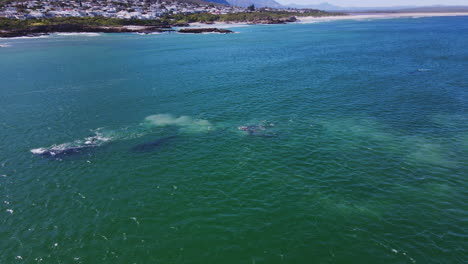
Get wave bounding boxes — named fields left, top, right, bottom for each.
left=135, top=32, right=162, bottom=35
left=0, top=44, right=12, bottom=48
left=55, top=32, right=101, bottom=37
left=188, top=22, right=249, bottom=29
left=0, top=35, right=49, bottom=39
left=176, top=32, right=235, bottom=35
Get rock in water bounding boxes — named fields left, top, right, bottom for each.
left=178, top=28, right=234, bottom=34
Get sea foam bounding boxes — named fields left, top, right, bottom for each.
left=136, top=32, right=162, bottom=35
left=144, top=114, right=212, bottom=132
left=56, top=32, right=101, bottom=37
left=0, top=35, right=49, bottom=39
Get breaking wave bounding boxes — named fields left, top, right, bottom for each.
left=136, top=32, right=162, bottom=35
left=0, top=35, right=49, bottom=39
left=56, top=32, right=101, bottom=37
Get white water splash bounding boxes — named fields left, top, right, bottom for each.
left=136, top=32, right=162, bottom=35
left=56, top=32, right=101, bottom=37
left=0, top=35, right=49, bottom=39
left=130, top=217, right=140, bottom=226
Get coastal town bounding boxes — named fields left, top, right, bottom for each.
left=0, top=0, right=340, bottom=37
left=0, top=0, right=292, bottom=20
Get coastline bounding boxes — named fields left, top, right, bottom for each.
left=2, top=12, right=468, bottom=39
left=189, top=12, right=468, bottom=27
left=296, top=12, right=468, bottom=23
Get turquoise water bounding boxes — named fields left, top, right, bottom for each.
left=0, top=16, right=467, bottom=263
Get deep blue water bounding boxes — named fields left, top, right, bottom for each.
left=0, top=16, right=467, bottom=263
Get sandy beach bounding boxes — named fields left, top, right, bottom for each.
left=186, top=12, right=468, bottom=29
left=297, top=12, right=468, bottom=24
left=187, top=22, right=250, bottom=29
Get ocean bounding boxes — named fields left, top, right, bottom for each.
left=0, top=16, right=467, bottom=263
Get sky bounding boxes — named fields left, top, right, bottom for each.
left=277, top=0, right=468, bottom=7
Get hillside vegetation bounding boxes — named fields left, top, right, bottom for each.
left=0, top=17, right=168, bottom=30
left=166, top=9, right=339, bottom=23
left=0, top=10, right=345, bottom=32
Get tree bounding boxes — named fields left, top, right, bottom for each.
left=247, top=4, right=255, bottom=12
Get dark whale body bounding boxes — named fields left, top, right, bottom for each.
left=32, top=133, right=105, bottom=158
left=131, top=136, right=177, bottom=152
left=34, top=144, right=97, bottom=158
left=238, top=124, right=277, bottom=137
left=238, top=125, right=264, bottom=135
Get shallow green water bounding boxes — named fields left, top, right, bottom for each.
left=0, top=16, right=467, bottom=263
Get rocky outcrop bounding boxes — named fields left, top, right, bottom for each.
left=0, top=24, right=173, bottom=38
left=178, top=28, right=234, bottom=34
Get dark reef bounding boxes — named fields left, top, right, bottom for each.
left=178, top=28, right=234, bottom=34
left=0, top=24, right=173, bottom=38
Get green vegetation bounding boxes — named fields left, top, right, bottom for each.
left=0, top=17, right=167, bottom=30
left=166, top=13, right=220, bottom=23
left=164, top=10, right=344, bottom=23
left=0, top=10, right=345, bottom=31
left=221, top=10, right=339, bottom=22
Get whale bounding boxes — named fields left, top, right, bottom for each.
left=131, top=136, right=177, bottom=152
left=30, top=133, right=108, bottom=158
left=410, top=68, right=431, bottom=74
left=238, top=125, right=265, bottom=135
left=31, top=144, right=96, bottom=158
left=238, top=124, right=276, bottom=137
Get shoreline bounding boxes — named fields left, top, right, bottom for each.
left=1, top=12, right=468, bottom=39
left=296, top=12, right=468, bottom=23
